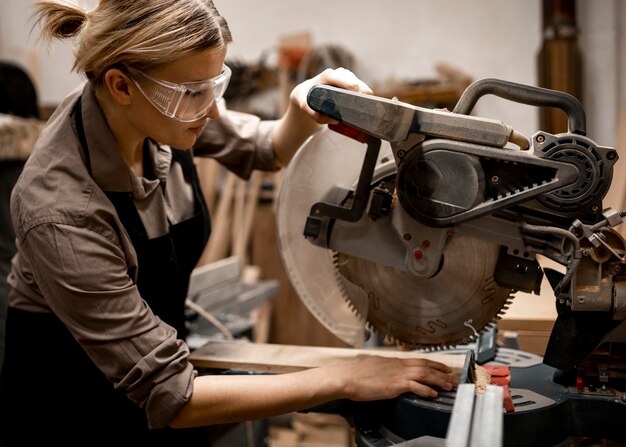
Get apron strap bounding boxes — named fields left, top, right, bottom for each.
left=70, top=96, right=93, bottom=177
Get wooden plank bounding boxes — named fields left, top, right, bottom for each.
left=189, top=340, right=468, bottom=374
left=201, top=171, right=237, bottom=264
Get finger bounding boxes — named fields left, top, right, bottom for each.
left=408, top=382, right=439, bottom=399
left=424, top=369, right=459, bottom=391
left=318, top=67, right=373, bottom=94
left=310, top=111, right=339, bottom=125
left=401, top=374, right=457, bottom=400
left=410, top=369, right=453, bottom=389
left=402, top=365, right=459, bottom=391
left=401, top=358, right=454, bottom=373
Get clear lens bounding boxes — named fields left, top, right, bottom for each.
left=130, top=65, right=231, bottom=122
left=175, top=85, right=217, bottom=121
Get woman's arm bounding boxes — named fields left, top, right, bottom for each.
left=271, top=67, right=373, bottom=167
left=169, top=355, right=457, bottom=428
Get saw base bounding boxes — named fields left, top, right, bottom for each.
left=306, top=348, right=626, bottom=447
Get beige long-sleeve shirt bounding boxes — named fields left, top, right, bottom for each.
left=7, top=81, right=277, bottom=428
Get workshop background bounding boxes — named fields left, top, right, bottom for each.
left=1, top=0, right=625, bottom=145
left=2, top=0, right=626, bottom=446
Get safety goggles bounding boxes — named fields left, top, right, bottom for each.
left=128, top=65, right=231, bottom=122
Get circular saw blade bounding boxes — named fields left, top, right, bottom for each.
left=277, top=126, right=512, bottom=348
left=276, top=127, right=394, bottom=347
left=335, top=235, right=513, bottom=348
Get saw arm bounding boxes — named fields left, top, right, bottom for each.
left=307, top=84, right=515, bottom=147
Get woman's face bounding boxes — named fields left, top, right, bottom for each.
left=130, top=46, right=227, bottom=149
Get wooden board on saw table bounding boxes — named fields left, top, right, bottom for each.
left=189, top=340, right=469, bottom=375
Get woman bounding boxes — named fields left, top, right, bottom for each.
left=0, top=0, right=457, bottom=444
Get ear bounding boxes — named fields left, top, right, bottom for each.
left=102, top=68, right=133, bottom=106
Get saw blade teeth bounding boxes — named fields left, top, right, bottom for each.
left=347, top=301, right=359, bottom=313
left=333, top=240, right=513, bottom=349
left=332, top=250, right=368, bottom=325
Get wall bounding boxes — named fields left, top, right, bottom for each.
left=220, top=0, right=543, bottom=136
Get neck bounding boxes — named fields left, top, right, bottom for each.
left=95, top=88, right=144, bottom=177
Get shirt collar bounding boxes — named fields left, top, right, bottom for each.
left=79, top=82, right=173, bottom=196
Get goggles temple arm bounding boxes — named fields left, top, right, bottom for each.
left=167, top=86, right=186, bottom=117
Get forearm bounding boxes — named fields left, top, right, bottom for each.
left=170, top=355, right=458, bottom=428
left=270, top=102, right=321, bottom=168
left=169, top=368, right=342, bottom=428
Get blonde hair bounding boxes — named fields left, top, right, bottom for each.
left=32, top=0, right=233, bottom=82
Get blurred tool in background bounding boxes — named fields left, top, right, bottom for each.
left=537, top=0, right=582, bottom=134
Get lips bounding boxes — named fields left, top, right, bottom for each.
left=188, top=122, right=207, bottom=134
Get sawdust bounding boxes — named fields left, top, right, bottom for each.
left=474, top=364, right=492, bottom=394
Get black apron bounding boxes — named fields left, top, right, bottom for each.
left=0, top=97, right=211, bottom=444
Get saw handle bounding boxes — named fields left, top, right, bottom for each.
left=453, top=78, right=586, bottom=135
left=328, top=122, right=369, bottom=143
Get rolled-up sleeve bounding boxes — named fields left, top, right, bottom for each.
left=193, top=102, right=279, bottom=179
left=20, top=221, right=194, bottom=428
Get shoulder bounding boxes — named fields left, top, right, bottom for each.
left=11, top=86, right=119, bottom=245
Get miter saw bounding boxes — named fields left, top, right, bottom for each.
left=275, top=78, right=626, bottom=446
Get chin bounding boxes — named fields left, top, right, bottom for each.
left=161, top=134, right=195, bottom=150
left=156, top=123, right=204, bottom=149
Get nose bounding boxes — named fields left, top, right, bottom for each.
left=206, top=103, right=220, bottom=119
